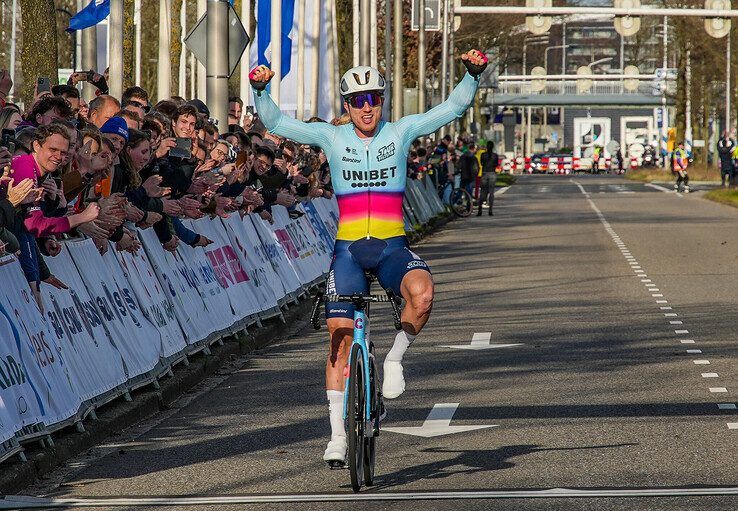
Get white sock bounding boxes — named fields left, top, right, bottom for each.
left=386, top=330, right=417, bottom=362
left=327, top=390, right=345, bottom=441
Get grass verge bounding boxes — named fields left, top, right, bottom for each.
left=703, top=188, right=738, bottom=208
left=625, top=165, right=721, bottom=183
left=497, top=173, right=516, bottom=187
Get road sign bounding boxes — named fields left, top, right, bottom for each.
left=705, top=0, right=732, bottom=38
left=184, top=4, right=250, bottom=78
left=655, top=68, right=678, bottom=80
left=530, top=66, right=546, bottom=92
left=526, top=0, right=552, bottom=35
left=614, top=0, right=641, bottom=36
left=411, top=0, right=441, bottom=31
left=383, top=403, right=497, bottom=438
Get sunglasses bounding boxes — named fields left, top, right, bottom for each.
left=347, top=92, right=382, bottom=109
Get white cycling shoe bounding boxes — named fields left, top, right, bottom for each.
left=323, top=436, right=347, bottom=468
left=382, top=360, right=405, bottom=399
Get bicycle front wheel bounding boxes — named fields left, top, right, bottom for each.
left=363, top=353, right=378, bottom=486
left=347, top=344, right=365, bottom=492
left=450, top=188, right=473, bottom=217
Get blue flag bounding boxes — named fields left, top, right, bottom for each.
left=67, top=0, right=110, bottom=33
left=256, top=0, right=296, bottom=79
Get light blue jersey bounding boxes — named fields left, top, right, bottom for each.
left=254, top=72, right=480, bottom=240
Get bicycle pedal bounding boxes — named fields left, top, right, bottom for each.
left=327, top=460, right=347, bottom=470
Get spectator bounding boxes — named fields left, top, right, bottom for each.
left=228, top=96, right=243, bottom=126
left=122, top=86, right=150, bottom=114
left=26, top=96, right=74, bottom=127
left=717, top=131, right=735, bottom=188
left=88, top=95, right=121, bottom=129
left=52, top=84, right=81, bottom=116
left=0, top=105, right=23, bottom=131
left=458, top=142, right=479, bottom=196
left=116, top=109, right=142, bottom=130
left=478, top=141, right=498, bottom=216
left=100, top=116, right=129, bottom=156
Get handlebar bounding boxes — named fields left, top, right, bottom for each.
left=310, top=289, right=403, bottom=331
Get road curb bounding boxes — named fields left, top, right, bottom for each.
left=1, top=214, right=455, bottom=495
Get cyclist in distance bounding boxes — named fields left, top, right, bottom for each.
left=249, top=49, right=487, bottom=467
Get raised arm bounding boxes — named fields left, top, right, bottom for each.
left=250, top=65, right=336, bottom=150
left=394, top=49, right=487, bottom=152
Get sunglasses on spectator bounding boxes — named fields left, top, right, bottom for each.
left=128, top=100, right=150, bottom=112
left=347, top=92, right=383, bottom=109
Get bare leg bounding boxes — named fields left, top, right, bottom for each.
left=325, top=318, right=354, bottom=391
left=399, top=269, right=435, bottom=335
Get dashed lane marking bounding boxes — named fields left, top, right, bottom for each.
left=573, top=180, right=735, bottom=431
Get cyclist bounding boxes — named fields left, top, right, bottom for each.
left=249, top=49, right=487, bottom=467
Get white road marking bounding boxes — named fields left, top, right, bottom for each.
left=652, top=294, right=664, bottom=298
left=5, top=487, right=738, bottom=506
left=675, top=329, right=689, bottom=334
left=660, top=307, right=672, bottom=310
left=384, top=403, right=497, bottom=438
left=710, top=388, right=728, bottom=393
left=664, top=313, right=677, bottom=317
left=440, top=332, right=522, bottom=351
left=694, top=360, right=710, bottom=365
left=641, top=279, right=652, bottom=283
left=719, top=404, right=737, bottom=410
left=670, top=321, right=683, bottom=325
left=729, top=423, right=738, bottom=429
left=686, top=349, right=702, bottom=354
left=702, top=373, right=719, bottom=378
left=679, top=339, right=695, bottom=344
left=645, top=182, right=684, bottom=197
left=656, top=300, right=668, bottom=304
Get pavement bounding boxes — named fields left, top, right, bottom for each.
left=7, top=174, right=737, bottom=510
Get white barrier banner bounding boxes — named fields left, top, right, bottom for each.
left=193, top=217, right=261, bottom=320
left=303, top=201, right=335, bottom=258
left=295, top=203, right=332, bottom=274
left=242, top=215, right=290, bottom=301
left=0, top=258, right=80, bottom=427
left=114, top=246, right=186, bottom=359
left=138, top=228, right=218, bottom=343
left=270, top=206, right=322, bottom=285
left=67, top=239, right=161, bottom=379
left=41, top=246, right=127, bottom=402
left=250, top=213, right=302, bottom=296
left=0, top=260, right=48, bottom=441
left=221, top=215, right=280, bottom=312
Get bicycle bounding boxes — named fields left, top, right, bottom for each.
left=437, top=172, right=473, bottom=218
left=310, top=274, right=403, bottom=492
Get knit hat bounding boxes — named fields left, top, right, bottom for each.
left=100, top=116, right=129, bottom=142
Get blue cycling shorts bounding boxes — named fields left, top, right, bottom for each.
left=325, top=236, right=431, bottom=319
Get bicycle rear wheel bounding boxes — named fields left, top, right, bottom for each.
left=450, top=188, right=473, bottom=217
left=347, top=344, right=365, bottom=492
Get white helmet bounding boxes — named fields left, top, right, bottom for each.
left=339, top=66, right=386, bottom=96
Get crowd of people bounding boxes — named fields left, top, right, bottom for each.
left=0, top=68, right=335, bottom=311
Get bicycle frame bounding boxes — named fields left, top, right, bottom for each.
left=343, top=303, right=372, bottom=423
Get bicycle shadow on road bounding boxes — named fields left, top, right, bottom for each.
left=366, top=443, right=636, bottom=490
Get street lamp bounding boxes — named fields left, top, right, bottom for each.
left=589, top=56, right=614, bottom=68
left=544, top=44, right=573, bottom=74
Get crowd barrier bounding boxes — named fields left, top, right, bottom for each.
left=0, top=176, right=448, bottom=466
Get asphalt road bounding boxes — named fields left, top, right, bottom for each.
left=19, top=174, right=738, bottom=510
